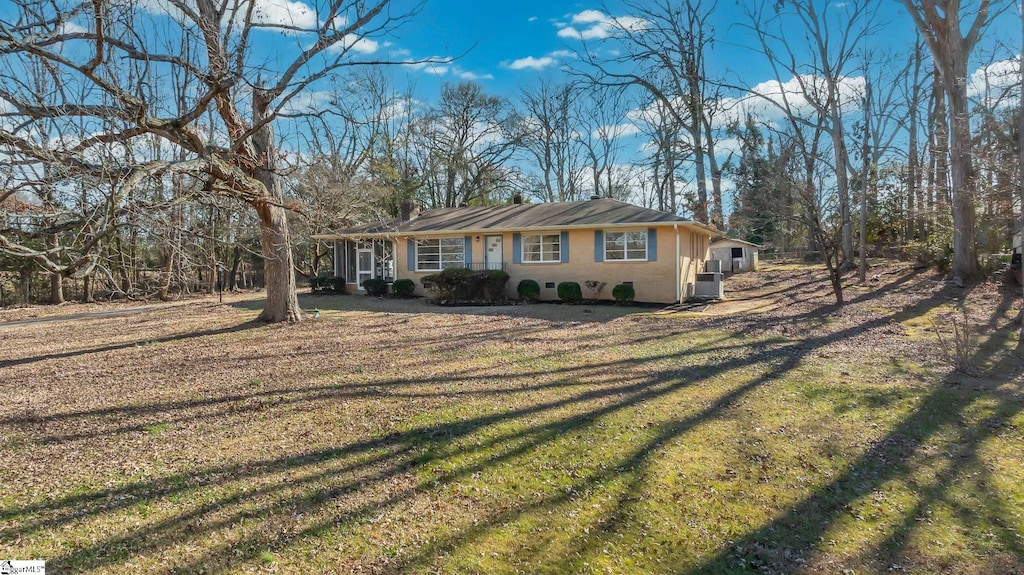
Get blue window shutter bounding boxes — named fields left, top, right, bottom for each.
left=407, top=239, right=416, bottom=271
left=512, top=233, right=522, bottom=264
left=594, top=230, right=604, bottom=262
left=464, top=236, right=472, bottom=266
left=647, top=228, right=658, bottom=262
left=560, top=231, right=569, bottom=263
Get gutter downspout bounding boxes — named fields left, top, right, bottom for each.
left=674, top=224, right=681, bottom=303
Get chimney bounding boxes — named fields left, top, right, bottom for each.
left=512, top=193, right=523, bottom=205
left=399, top=199, right=419, bottom=221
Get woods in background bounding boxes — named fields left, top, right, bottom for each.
left=1, top=0, right=1021, bottom=315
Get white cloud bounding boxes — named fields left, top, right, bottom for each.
left=968, top=55, right=1021, bottom=104
left=138, top=0, right=317, bottom=32
left=327, top=33, right=379, bottom=54
left=280, top=90, right=333, bottom=114
left=504, top=50, right=577, bottom=71
left=57, top=21, right=88, bottom=35
left=455, top=69, right=494, bottom=81
left=402, top=56, right=455, bottom=73
left=528, top=16, right=538, bottom=22
left=379, top=98, right=420, bottom=121
left=557, top=10, right=647, bottom=40
left=400, top=57, right=489, bottom=80
left=594, top=123, right=641, bottom=140
left=249, top=0, right=317, bottom=28
left=711, top=74, right=866, bottom=128
left=506, top=56, right=557, bottom=71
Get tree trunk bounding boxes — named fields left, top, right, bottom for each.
left=859, top=81, right=871, bottom=282
left=228, top=244, right=242, bottom=291
left=907, top=43, right=923, bottom=244
left=49, top=271, right=64, bottom=305
left=252, top=92, right=302, bottom=323
left=832, top=121, right=854, bottom=268
left=20, top=268, right=31, bottom=305
left=47, top=231, right=64, bottom=304
left=254, top=201, right=301, bottom=322
left=704, top=115, right=726, bottom=230
left=945, top=56, right=978, bottom=285
left=1018, top=5, right=1023, bottom=332
left=81, top=273, right=93, bottom=303
left=690, top=122, right=709, bottom=224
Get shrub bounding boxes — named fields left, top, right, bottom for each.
left=478, top=270, right=510, bottom=302
left=325, top=276, right=346, bottom=293
left=584, top=280, right=607, bottom=299
left=421, top=267, right=475, bottom=302
left=557, top=281, right=582, bottom=303
left=361, top=278, right=388, bottom=296
left=612, top=283, right=635, bottom=304
left=310, top=275, right=345, bottom=294
left=421, top=268, right=511, bottom=303
left=391, top=278, right=416, bottom=297
left=931, top=304, right=977, bottom=375
left=517, top=279, right=540, bottom=302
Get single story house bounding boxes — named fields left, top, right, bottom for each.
left=314, top=197, right=720, bottom=304
left=710, top=238, right=761, bottom=273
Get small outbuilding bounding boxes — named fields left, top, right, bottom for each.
left=710, top=238, right=760, bottom=273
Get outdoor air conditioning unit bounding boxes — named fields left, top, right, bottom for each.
left=705, top=259, right=722, bottom=273
left=694, top=271, right=723, bottom=299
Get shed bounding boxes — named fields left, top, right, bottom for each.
left=710, top=238, right=760, bottom=273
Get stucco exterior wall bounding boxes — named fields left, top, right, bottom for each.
left=394, top=225, right=710, bottom=304
left=710, top=240, right=759, bottom=273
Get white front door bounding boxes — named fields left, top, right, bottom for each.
left=356, top=248, right=374, bottom=289
left=484, top=235, right=503, bottom=270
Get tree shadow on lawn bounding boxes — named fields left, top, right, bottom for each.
left=0, top=321, right=261, bottom=369
left=5, top=284, right=1022, bottom=573
left=231, top=292, right=649, bottom=323
left=683, top=336, right=1024, bottom=575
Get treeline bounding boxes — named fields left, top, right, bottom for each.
left=0, top=0, right=1020, bottom=314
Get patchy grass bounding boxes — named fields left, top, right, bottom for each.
left=1, top=263, right=1022, bottom=574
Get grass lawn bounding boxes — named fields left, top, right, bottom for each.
left=1, top=263, right=1023, bottom=574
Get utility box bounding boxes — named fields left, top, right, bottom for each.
left=694, top=272, right=723, bottom=299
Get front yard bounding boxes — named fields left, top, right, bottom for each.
left=1, top=264, right=1023, bottom=574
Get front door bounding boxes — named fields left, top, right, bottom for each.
left=356, top=248, right=374, bottom=290
left=484, top=235, right=503, bottom=270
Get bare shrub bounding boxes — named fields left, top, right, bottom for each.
left=931, top=305, right=977, bottom=375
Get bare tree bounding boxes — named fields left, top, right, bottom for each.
left=413, top=82, right=519, bottom=208
left=743, top=0, right=881, bottom=268
left=577, top=86, right=632, bottom=200
left=901, top=0, right=1011, bottom=285
left=515, top=80, right=585, bottom=202
left=577, top=0, right=724, bottom=225
left=0, top=0, right=424, bottom=321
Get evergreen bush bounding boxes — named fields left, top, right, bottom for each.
left=612, top=283, right=635, bottom=304
left=517, top=279, right=540, bottom=302
left=361, top=278, right=388, bottom=296
left=391, top=278, right=416, bottom=297
left=557, top=281, right=582, bottom=303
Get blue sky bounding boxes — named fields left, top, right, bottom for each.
left=3, top=0, right=1022, bottom=210
left=379, top=0, right=1017, bottom=103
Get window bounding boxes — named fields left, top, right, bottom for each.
left=605, top=231, right=647, bottom=261
left=416, top=238, right=465, bottom=271
left=731, top=247, right=744, bottom=258
left=523, top=234, right=561, bottom=263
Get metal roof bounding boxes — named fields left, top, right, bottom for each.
left=711, top=237, right=762, bottom=249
